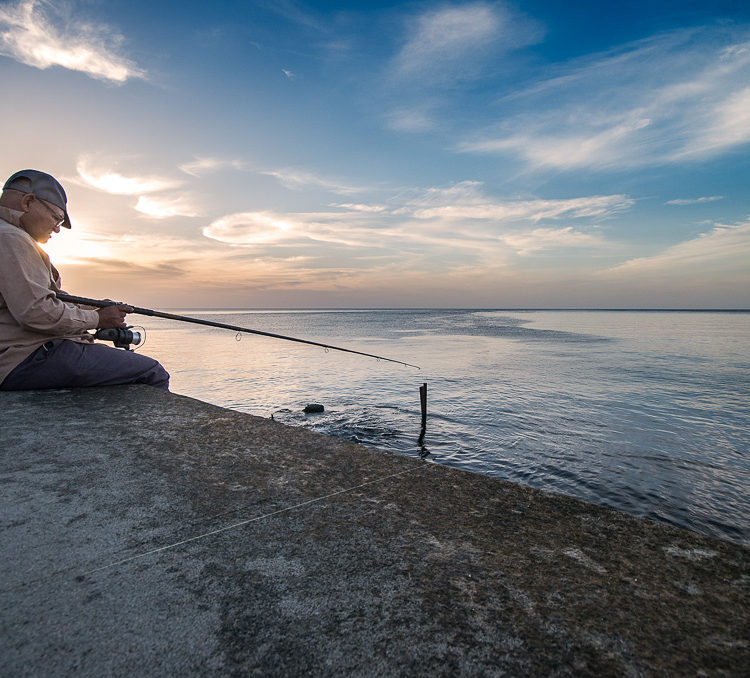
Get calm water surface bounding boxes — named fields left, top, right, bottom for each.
left=137, top=310, right=750, bottom=546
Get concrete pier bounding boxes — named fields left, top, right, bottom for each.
left=1, top=386, right=747, bottom=676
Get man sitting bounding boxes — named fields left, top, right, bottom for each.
left=0, top=169, right=169, bottom=390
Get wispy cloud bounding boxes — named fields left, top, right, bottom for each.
left=135, top=195, right=201, bottom=219
left=260, top=168, right=365, bottom=195
left=0, top=0, right=144, bottom=83
left=393, top=3, right=500, bottom=79
left=460, top=116, right=652, bottom=170
left=674, top=85, right=750, bottom=160
left=500, top=227, right=606, bottom=256
left=666, top=196, right=724, bottom=206
left=257, top=0, right=325, bottom=32
left=606, top=219, right=750, bottom=275
left=458, top=27, right=750, bottom=169
left=178, top=157, right=247, bottom=177
left=203, top=211, right=303, bottom=246
left=399, top=181, right=632, bottom=222
left=391, top=2, right=538, bottom=86
left=77, top=157, right=181, bottom=195
left=203, top=208, right=398, bottom=251
left=330, top=203, right=388, bottom=213
left=386, top=106, right=438, bottom=132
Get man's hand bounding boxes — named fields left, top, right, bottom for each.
left=96, top=303, right=133, bottom=329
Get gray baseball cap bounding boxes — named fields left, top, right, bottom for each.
left=3, top=169, right=71, bottom=228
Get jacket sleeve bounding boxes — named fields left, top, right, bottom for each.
left=0, top=230, right=100, bottom=334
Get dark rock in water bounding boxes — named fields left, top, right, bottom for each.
left=304, top=403, right=325, bottom=414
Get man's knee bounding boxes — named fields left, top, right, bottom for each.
left=146, top=362, right=170, bottom=390
left=103, top=347, right=170, bottom=389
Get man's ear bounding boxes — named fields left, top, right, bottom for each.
left=19, top=193, right=34, bottom=213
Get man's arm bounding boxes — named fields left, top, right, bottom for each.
left=0, top=230, right=99, bottom=334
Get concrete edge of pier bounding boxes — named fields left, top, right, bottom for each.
left=1, top=385, right=747, bottom=676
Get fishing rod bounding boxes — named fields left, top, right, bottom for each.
left=55, top=293, right=420, bottom=369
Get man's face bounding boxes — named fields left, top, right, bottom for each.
left=20, top=195, right=65, bottom=243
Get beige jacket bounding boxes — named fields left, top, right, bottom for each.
left=0, top=206, right=99, bottom=383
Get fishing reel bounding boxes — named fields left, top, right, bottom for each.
left=93, top=326, right=145, bottom=351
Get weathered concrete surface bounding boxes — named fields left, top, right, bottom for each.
left=0, top=386, right=747, bottom=677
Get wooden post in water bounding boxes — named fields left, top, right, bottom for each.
left=417, top=382, right=427, bottom=445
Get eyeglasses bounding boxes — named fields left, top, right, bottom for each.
left=35, top=196, right=66, bottom=229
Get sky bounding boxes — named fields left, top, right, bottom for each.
left=0, top=0, right=748, bottom=308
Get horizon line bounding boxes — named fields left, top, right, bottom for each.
left=161, top=307, right=750, bottom=313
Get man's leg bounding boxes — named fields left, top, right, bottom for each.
left=0, top=339, right=169, bottom=390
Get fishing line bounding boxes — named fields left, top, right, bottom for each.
left=81, top=465, right=427, bottom=576
left=0, top=465, right=429, bottom=595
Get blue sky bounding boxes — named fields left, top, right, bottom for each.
left=1, top=0, right=748, bottom=308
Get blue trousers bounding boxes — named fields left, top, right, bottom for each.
left=0, top=339, right=169, bottom=390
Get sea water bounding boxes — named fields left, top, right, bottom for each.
left=136, top=309, right=750, bottom=546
